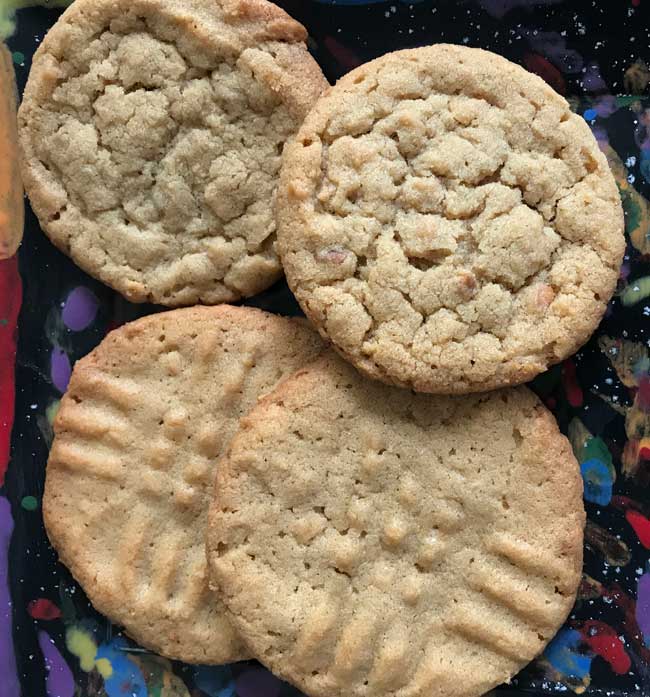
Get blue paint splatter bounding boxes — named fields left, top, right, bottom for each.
left=193, top=665, right=236, bottom=697
left=95, top=638, right=147, bottom=697
left=545, top=628, right=592, bottom=680
left=583, top=108, right=598, bottom=121
left=581, top=458, right=614, bottom=506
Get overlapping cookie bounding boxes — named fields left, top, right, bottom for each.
left=19, top=0, right=328, bottom=305
left=208, top=353, right=585, bottom=697
left=277, top=44, right=625, bottom=393
left=44, top=306, right=323, bottom=663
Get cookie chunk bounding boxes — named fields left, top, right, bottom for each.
left=19, top=0, right=328, bottom=305
left=277, top=44, right=624, bottom=393
left=208, top=353, right=584, bottom=697
left=43, top=306, right=323, bottom=663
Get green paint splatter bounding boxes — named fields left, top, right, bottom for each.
left=0, top=1, right=72, bottom=41
left=615, top=95, right=641, bottom=108
left=46, top=399, right=60, bottom=425
left=21, top=495, right=38, bottom=511
left=12, top=50, right=23, bottom=64
left=621, top=276, right=650, bottom=307
left=0, top=318, right=7, bottom=326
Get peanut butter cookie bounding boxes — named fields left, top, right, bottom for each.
left=207, top=353, right=584, bottom=697
left=43, top=305, right=323, bottom=663
left=277, top=44, right=624, bottom=393
left=19, top=0, right=327, bottom=305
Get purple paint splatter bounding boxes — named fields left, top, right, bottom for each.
left=0, top=496, right=19, bottom=697
left=476, top=0, right=561, bottom=19
left=50, top=348, right=71, bottom=393
left=61, top=287, right=98, bottom=332
left=38, top=630, right=74, bottom=697
left=636, top=572, right=650, bottom=646
left=235, top=667, right=282, bottom=697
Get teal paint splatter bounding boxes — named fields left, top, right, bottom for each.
left=581, top=459, right=613, bottom=506
left=20, top=496, right=38, bottom=511
left=11, top=51, right=23, bottom=65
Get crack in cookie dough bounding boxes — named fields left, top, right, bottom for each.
left=207, top=354, right=585, bottom=697
left=277, top=45, right=625, bottom=393
left=19, top=0, right=328, bottom=306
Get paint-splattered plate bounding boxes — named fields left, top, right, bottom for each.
left=2, top=1, right=650, bottom=696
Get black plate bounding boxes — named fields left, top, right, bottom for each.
left=3, top=1, right=650, bottom=696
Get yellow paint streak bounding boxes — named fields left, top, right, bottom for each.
left=65, top=626, right=97, bottom=673
left=95, top=657, right=113, bottom=678
left=0, top=42, right=22, bottom=259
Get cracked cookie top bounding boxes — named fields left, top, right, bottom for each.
left=19, top=0, right=327, bottom=306
left=207, top=353, right=584, bottom=697
left=277, top=44, right=625, bottom=393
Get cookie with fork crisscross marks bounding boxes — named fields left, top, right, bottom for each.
left=207, top=352, right=584, bottom=697
left=43, top=305, right=324, bottom=663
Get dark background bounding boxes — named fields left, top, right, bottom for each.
left=6, top=1, right=650, bottom=696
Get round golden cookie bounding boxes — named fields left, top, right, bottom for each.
left=19, top=0, right=328, bottom=306
left=277, top=44, right=625, bottom=393
left=207, top=353, right=585, bottom=697
left=43, top=306, right=323, bottom=663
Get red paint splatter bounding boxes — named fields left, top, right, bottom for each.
left=28, top=598, right=61, bottom=621
left=523, top=53, right=567, bottom=94
left=323, top=37, right=362, bottom=72
left=610, top=495, right=639, bottom=512
left=625, top=510, right=650, bottom=548
left=605, top=583, right=650, bottom=664
left=0, top=256, right=22, bottom=486
left=637, top=376, right=650, bottom=411
left=632, top=0, right=640, bottom=7
left=562, top=360, right=583, bottom=407
left=579, top=621, right=631, bottom=674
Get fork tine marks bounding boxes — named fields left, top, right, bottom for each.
left=444, top=599, right=544, bottom=663
left=49, top=442, right=123, bottom=481
left=486, top=532, right=573, bottom=583
left=467, top=562, right=567, bottom=628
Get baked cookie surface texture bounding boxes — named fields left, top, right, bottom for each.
left=207, top=353, right=585, bottom=697
left=277, top=44, right=625, bottom=393
left=19, top=0, right=328, bottom=305
left=43, top=305, right=324, bottom=663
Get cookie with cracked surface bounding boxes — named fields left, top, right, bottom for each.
left=207, top=353, right=584, bottom=697
left=277, top=44, right=625, bottom=393
left=18, top=0, right=328, bottom=306
left=43, top=305, right=324, bottom=663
